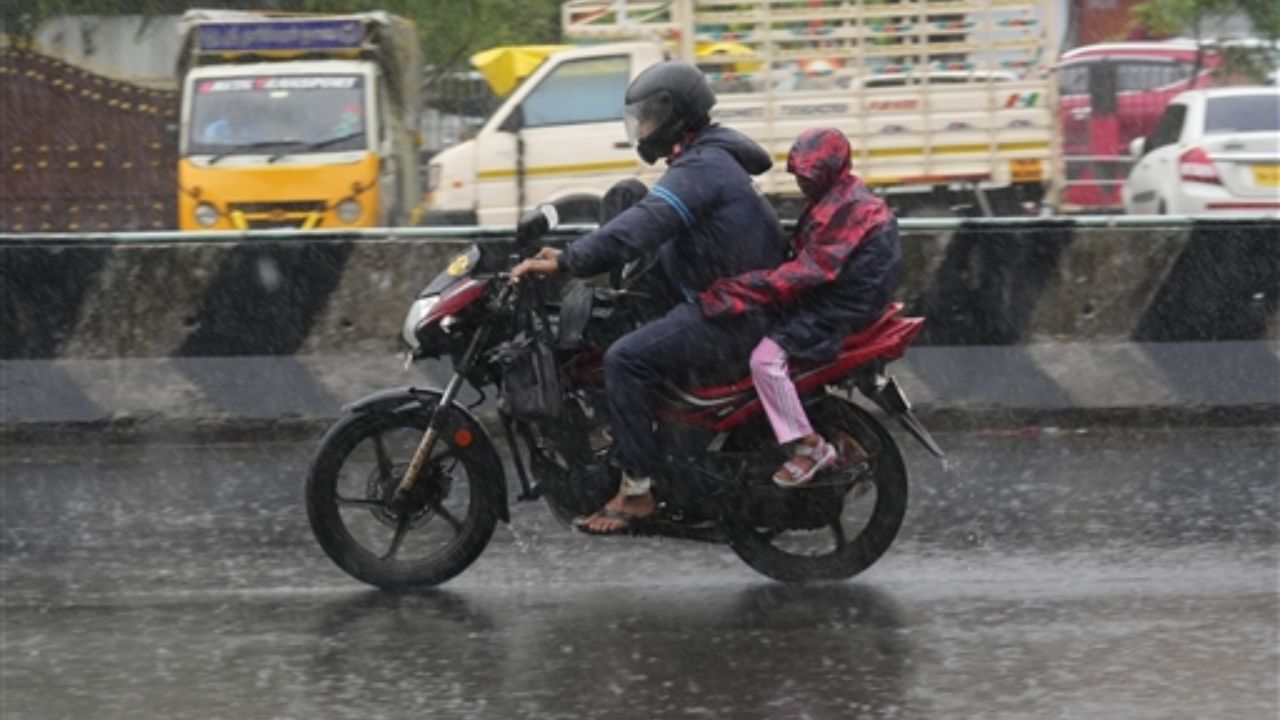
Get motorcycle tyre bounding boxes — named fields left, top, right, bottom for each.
left=726, top=396, right=909, bottom=583
left=306, top=409, right=501, bottom=591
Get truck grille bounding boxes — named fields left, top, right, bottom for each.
left=227, top=201, right=327, bottom=229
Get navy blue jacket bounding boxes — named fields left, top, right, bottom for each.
left=559, top=125, right=785, bottom=295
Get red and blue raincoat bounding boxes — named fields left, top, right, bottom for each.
left=699, top=127, right=902, bottom=362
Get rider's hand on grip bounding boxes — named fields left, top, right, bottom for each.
left=510, top=247, right=562, bottom=286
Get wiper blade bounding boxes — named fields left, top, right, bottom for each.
left=266, top=131, right=366, bottom=164
left=207, top=141, right=289, bottom=165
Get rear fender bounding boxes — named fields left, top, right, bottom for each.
left=345, top=386, right=509, bottom=522
left=859, top=375, right=946, bottom=460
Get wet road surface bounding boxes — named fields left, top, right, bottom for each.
left=2, top=425, right=1277, bottom=719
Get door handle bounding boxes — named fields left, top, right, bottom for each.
left=613, top=141, right=632, bottom=150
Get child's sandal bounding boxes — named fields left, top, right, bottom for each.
left=772, top=439, right=838, bottom=488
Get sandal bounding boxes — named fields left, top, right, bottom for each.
left=773, top=438, right=838, bottom=488
left=573, top=505, right=653, bottom=536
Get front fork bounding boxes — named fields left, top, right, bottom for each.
left=389, top=285, right=509, bottom=515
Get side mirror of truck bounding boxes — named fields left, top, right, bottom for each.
left=1129, top=136, right=1147, bottom=158
left=164, top=123, right=179, bottom=149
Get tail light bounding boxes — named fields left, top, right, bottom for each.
left=1178, top=147, right=1221, bottom=185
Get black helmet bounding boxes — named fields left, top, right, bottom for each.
left=624, top=61, right=716, bottom=164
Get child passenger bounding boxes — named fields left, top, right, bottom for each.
left=699, top=127, right=902, bottom=487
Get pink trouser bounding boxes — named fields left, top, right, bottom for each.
left=750, top=337, right=814, bottom=445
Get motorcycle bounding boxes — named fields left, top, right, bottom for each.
left=306, top=205, right=944, bottom=589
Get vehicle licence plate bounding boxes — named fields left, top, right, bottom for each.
left=1010, top=159, right=1043, bottom=183
left=1253, top=164, right=1280, bottom=186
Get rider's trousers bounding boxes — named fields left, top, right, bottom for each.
left=603, top=301, right=767, bottom=478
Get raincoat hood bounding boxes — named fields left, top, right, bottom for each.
left=684, top=124, right=773, bottom=176
left=786, top=127, right=852, bottom=200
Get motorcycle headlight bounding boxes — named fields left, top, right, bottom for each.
left=401, top=294, right=439, bottom=349
left=194, top=203, right=219, bottom=228
left=336, top=198, right=361, bottom=224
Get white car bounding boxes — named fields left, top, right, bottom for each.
left=1122, top=86, right=1280, bottom=215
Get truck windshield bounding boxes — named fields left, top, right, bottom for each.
left=187, top=74, right=368, bottom=157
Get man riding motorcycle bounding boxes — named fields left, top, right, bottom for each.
left=511, top=60, right=786, bottom=534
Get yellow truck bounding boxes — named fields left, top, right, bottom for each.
left=176, top=9, right=422, bottom=230
left=422, top=0, right=1059, bottom=224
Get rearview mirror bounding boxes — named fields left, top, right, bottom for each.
left=516, top=203, right=559, bottom=245
left=1129, top=136, right=1147, bottom=158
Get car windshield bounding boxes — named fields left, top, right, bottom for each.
left=1204, top=94, right=1280, bottom=134
left=187, top=74, right=369, bottom=157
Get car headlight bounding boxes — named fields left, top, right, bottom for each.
left=194, top=203, right=219, bottom=227
left=336, top=198, right=361, bottom=224
left=401, top=295, right=439, bottom=349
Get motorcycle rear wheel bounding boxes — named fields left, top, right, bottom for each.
left=306, top=410, right=500, bottom=590
left=727, top=396, right=909, bottom=583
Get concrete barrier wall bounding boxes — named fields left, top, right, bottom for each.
left=4, top=220, right=1277, bottom=359
left=2, top=220, right=1278, bottom=428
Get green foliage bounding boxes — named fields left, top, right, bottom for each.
left=1133, top=0, right=1278, bottom=41
left=1238, top=0, right=1280, bottom=42
left=1132, top=0, right=1278, bottom=82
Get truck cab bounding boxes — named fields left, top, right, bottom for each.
left=177, top=11, right=421, bottom=230
left=424, top=42, right=663, bottom=226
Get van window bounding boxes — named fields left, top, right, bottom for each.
left=1116, top=61, right=1192, bottom=91
left=1060, top=59, right=1194, bottom=96
left=1059, top=64, right=1089, bottom=95
left=521, top=56, right=630, bottom=128
left=1148, top=104, right=1186, bottom=150
left=1204, top=94, right=1280, bottom=134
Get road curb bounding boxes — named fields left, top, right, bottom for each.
left=4, top=403, right=1275, bottom=446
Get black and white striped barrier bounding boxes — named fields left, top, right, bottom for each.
left=2, top=218, right=1277, bottom=431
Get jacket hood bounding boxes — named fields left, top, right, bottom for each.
left=685, top=124, right=773, bottom=175
left=786, top=127, right=852, bottom=199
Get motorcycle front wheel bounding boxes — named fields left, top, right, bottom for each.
left=727, top=395, right=909, bottom=583
left=306, top=409, right=501, bottom=590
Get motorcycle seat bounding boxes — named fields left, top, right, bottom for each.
left=674, top=303, right=909, bottom=402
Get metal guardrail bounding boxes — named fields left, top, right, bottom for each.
left=2, top=215, right=1279, bottom=247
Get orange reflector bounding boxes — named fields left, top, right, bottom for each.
left=452, top=428, right=474, bottom=448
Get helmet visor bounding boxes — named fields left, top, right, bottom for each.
left=624, top=91, right=674, bottom=146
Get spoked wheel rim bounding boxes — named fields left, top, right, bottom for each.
left=753, top=458, right=881, bottom=560
left=346, top=452, right=466, bottom=561
left=728, top=397, right=909, bottom=583
left=307, top=412, right=498, bottom=589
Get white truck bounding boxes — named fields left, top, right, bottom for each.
left=422, top=0, right=1059, bottom=225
